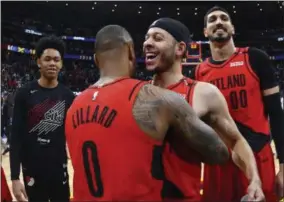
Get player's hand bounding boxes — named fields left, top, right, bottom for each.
left=276, top=164, right=284, bottom=200
left=247, top=180, right=265, bottom=202
left=12, top=180, right=28, bottom=202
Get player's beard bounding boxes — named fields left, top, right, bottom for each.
left=151, top=49, right=175, bottom=74
left=208, top=32, right=232, bottom=43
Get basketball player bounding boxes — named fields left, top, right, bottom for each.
left=143, top=17, right=264, bottom=201
left=65, top=25, right=229, bottom=201
left=10, top=36, right=75, bottom=201
left=191, top=6, right=284, bottom=202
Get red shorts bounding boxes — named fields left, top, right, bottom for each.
left=163, top=144, right=202, bottom=201
left=202, top=143, right=277, bottom=202
left=1, top=167, right=12, bottom=202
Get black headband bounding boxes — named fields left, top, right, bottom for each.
left=149, top=18, right=191, bottom=44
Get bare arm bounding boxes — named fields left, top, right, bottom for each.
left=133, top=84, right=229, bottom=164
left=201, top=83, right=260, bottom=183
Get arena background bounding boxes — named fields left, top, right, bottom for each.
left=1, top=1, right=284, bottom=199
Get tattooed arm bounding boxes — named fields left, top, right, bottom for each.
left=133, top=84, right=229, bottom=164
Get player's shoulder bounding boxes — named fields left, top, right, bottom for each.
left=184, top=76, right=197, bottom=84
left=195, top=81, right=221, bottom=99
left=138, top=83, right=173, bottom=97
left=71, top=87, right=90, bottom=103
left=247, top=47, right=269, bottom=59
left=138, top=83, right=190, bottom=109
left=15, top=80, right=37, bottom=97
left=57, top=83, right=76, bottom=99
left=22, top=80, right=37, bottom=90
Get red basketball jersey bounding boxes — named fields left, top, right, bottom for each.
left=153, top=77, right=202, bottom=200
left=195, top=47, right=270, bottom=135
left=65, top=78, right=164, bottom=201
left=1, top=167, right=12, bottom=202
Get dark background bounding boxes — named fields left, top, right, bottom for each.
left=1, top=1, right=284, bottom=92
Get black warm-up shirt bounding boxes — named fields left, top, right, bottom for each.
left=10, top=80, right=75, bottom=180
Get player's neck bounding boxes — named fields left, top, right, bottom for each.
left=210, top=39, right=236, bottom=61
left=152, top=62, right=183, bottom=88
left=38, top=77, right=58, bottom=88
left=96, top=64, right=129, bottom=86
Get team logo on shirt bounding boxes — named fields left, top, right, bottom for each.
left=29, top=100, right=66, bottom=136
left=92, top=91, right=99, bottom=101
left=230, top=61, right=244, bottom=67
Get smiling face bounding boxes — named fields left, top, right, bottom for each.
left=204, top=10, right=235, bottom=44
left=37, top=48, right=62, bottom=80
left=143, top=27, right=177, bottom=72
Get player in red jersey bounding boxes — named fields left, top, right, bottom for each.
left=65, top=25, right=229, bottom=201
left=191, top=6, right=284, bottom=202
left=143, top=17, right=264, bottom=201
left=1, top=167, right=13, bottom=202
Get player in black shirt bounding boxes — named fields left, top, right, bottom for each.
left=10, top=36, right=75, bottom=202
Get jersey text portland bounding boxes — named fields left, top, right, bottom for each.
left=196, top=47, right=270, bottom=152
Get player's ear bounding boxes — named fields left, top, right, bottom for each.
left=232, top=25, right=235, bottom=35
left=204, top=28, right=208, bottom=38
left=58, top=60, right=63, bottom=70
left=94, top=54, right=99, bottom=66
left=176, top=42, right=186, bottom=58
left=37, top=58, right=41, bottom=68
left=128, top=43, right=136, bottom=64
